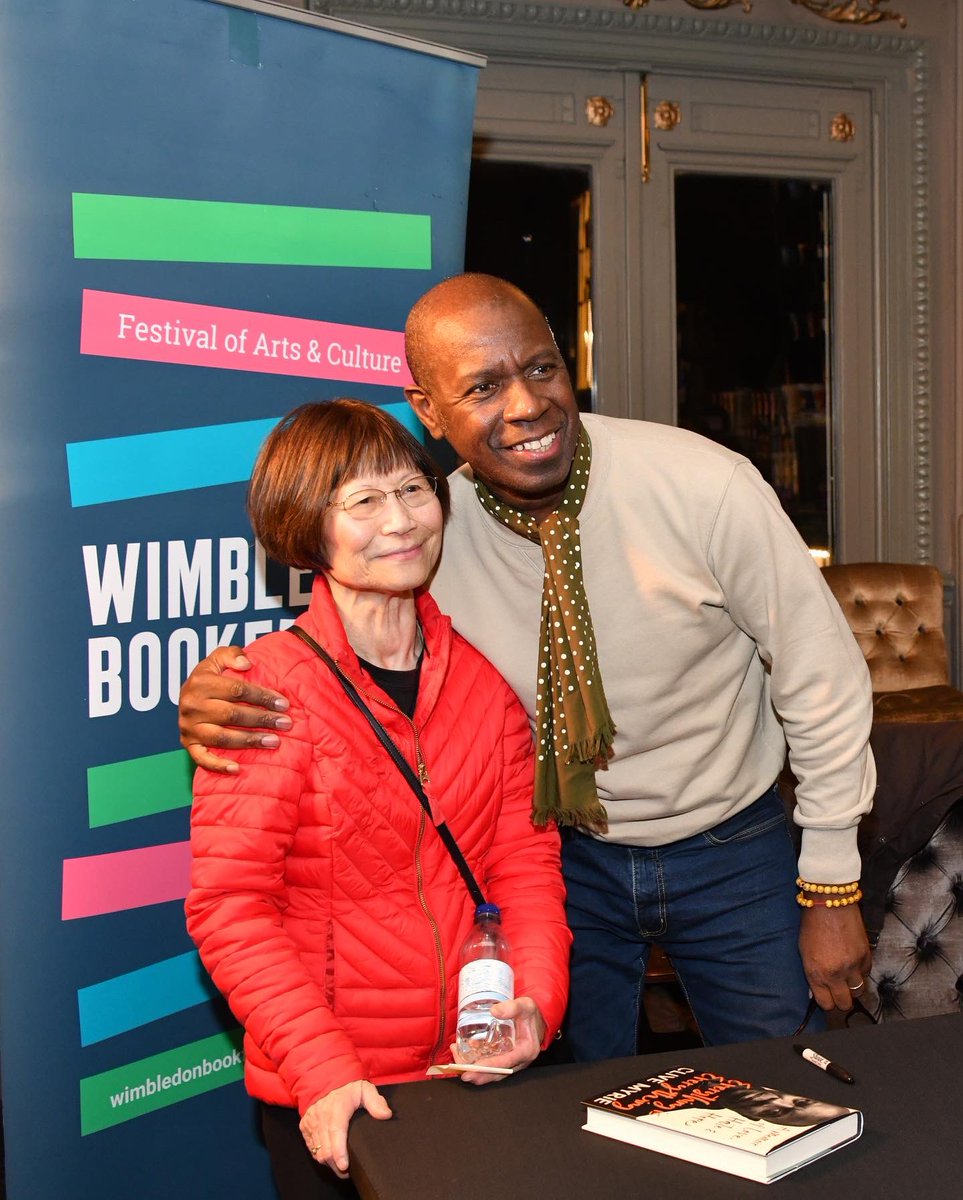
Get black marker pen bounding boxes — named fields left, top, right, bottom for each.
left=793, top=1043, right=855, bottom=1084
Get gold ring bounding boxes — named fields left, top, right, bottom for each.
left=309, top=1145, right=323, bottom=1155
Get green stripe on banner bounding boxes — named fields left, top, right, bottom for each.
left=87, top=749, right=193, bottom=829
left=72, top=193, right=432, bottom=268
left=79, top=1029, right=244, bottom=1135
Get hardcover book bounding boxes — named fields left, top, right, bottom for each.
left=582, top=1065, right=862, bottom=1184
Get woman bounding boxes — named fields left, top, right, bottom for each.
left=185, top=399, right=570, bottom=1199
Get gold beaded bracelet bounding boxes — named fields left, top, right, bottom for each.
left=796, top=888, right=863, bottom=909
left=795, top=877, right=860, bottom=896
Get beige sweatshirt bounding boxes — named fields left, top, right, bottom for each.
left=430, top=413, right=875, bottom=883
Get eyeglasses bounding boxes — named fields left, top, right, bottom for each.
left=328, top=475, right=438, bottom=520
left=793, top=993, right=878, bottom=1037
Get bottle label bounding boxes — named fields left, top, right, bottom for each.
left=457, top=960, right=514, bottom=1010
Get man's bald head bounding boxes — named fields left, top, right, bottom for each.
left=405, top=273, right=552, bottom=392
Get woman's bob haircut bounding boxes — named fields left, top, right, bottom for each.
left=247, top=398, right=451, bottom=572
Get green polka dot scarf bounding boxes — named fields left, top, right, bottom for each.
left=474, top=425, right=614, bottom=831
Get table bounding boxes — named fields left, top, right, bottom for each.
left=348, top=1013, right=963, bottom=1198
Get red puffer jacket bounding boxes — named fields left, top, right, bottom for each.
left=186, top=575, right=570, bottom=1115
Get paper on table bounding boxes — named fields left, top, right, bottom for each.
left=426, top=1063, right=514, bottom=1076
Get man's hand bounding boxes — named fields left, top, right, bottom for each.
left=798, top=904, right=872, bottom=1011
left=178, top=647, right=292, bottom=773
left=451, top=996, right=547, bottom=1086
left=299, top=1080, right=392, bottom=1179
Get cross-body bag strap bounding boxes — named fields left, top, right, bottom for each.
left=288, top=624, right=487, bottom=907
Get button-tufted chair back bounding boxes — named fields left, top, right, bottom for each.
left=864, top=805, right=963, bottom=1021
left=822, top=562, right=949, bottom=693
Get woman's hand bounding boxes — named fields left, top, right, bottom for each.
left=178, top=647, right=292, bottom=772
left=299, top=1080, right=393, bottom=1178
left=452, top=996, right=547, bottom=1086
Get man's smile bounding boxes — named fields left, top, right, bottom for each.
left=505, top=430, right=559, bottom=453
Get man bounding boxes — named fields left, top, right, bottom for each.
left=180, top=274, right=875, bottom=1059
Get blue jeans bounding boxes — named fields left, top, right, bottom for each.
left=561, top=784, right=821, bottom=1060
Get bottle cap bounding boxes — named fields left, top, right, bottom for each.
left=475, top=902, right=501, bottom=920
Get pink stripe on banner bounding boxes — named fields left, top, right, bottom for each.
left=80, top=290, right=414, bottom=387
left=62, top=840, right=192, bottom=920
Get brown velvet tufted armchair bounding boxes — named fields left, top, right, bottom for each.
left=821, top=562, right=963, bottom=1021
left=821, top=562, right=963, bottom=721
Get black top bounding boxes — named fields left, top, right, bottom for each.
left=357, top=654, right=423, bottom=719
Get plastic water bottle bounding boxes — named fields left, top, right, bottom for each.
left=456, top=902, right=516, bottom=1062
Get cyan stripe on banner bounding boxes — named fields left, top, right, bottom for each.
left=65, top=403, right=421, bottom=506
left=77, top=951, right=218, bottom=1046
left=66, top=417, right=277, bottom=506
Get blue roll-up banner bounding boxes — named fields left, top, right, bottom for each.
left=0, top=1, right=482, bottom=1194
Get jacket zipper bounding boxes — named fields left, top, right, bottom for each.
left=414, top=807, right=449, bottom=1063
left=353, top=678, right=448, bottom=1063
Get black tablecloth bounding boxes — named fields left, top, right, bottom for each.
left=348, top=1014, right=963, bottom=1199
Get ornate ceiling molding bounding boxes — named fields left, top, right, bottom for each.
left=621, top=0, right=906, bottom=30
left=319, top=0, right=919, bottom=56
